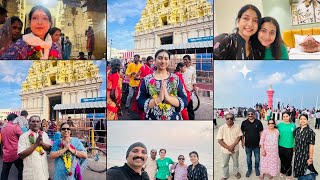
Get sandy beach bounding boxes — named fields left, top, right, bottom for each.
left=214, top=117, right=320, bottom=180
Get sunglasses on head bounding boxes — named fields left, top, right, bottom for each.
left=61, top=128, right=70, bottom=131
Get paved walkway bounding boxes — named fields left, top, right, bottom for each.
left=214, top=117, right=320, bottom=180
left=0, top=156, right=106, bottom=179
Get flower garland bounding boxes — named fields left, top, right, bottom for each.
left=27, top=46, right=59, bottom=60
left=27, top=46, right=42, bottom=60
left=29, top=131, right=45, bottom=156
left=148, top=76, right=178, bottom=120
left=59, top=142, right=76, bottom=176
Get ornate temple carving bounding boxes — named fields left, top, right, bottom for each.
left=21, top=60, right=100, bottom=91
left=135, top=0, right=212, bottom=32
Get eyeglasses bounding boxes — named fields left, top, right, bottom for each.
left=248, top=113, right=254, bottom=115
left=268, top=123, right=275, bottom=125
left=61, top=128, right=71, bottom=131
left=226, top=117, right=234, bottom=120
left=178, top=158, right=185, bottom=160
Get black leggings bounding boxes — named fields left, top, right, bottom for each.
left=279, top=146, right=293, bottom=176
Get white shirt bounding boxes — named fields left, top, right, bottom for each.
left=18, top=130, right=51, bottom=180
left=143, top=158, right=157, bottom=180
left=182, top=65, right=197, bottom=91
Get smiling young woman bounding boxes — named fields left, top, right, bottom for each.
left=214, top=4, right=263, bottom=60
left=1, top=5, right=62, bottom=60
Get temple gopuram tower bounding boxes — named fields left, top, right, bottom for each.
left=20, top=60, right=102, bottom=120
left=134, top=0, right=213, bottom=58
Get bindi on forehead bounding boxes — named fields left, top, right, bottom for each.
left=32, top=10, right=48, bottom=17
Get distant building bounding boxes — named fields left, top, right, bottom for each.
left=134, top=0, right=213, bottom=58
left=20, top=60, right=102, bottom=120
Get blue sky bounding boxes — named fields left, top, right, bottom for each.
left=107, top=0, right=213, bottom=50
left=215, top=61, right=320, bottom=110
left=0, top=60, right=106, bottom=109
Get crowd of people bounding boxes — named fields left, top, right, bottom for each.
left=0, top=5, right=99, bottom=60
left=216, top=108, right=317, bottom=180
left=107, top=49, right=197, bottom=120
left=214, top=4, right=289, bottom=60
left=0, top=110, right=88, bottom=180
left=215, top=102, right=320, bottom=124
left=106, top=142, right=208, bottom=180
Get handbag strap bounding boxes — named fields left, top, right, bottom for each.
left=174, top=163, right=178, bottom=170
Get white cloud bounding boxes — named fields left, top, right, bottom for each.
left=257, top=72, right=286, bottom=88
left=291, top=62, right=320, bottom=83
left=1, top=72, right=25, bottom=84
left=107, top=0, right=146, bottom=24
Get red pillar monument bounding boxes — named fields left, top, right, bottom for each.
left=266, top=84, right=274, bottom=109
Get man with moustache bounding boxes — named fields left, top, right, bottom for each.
left=18, top=115, right=52, bottom=180
left=217, top=113, right=242, bottom=180
left=241, top=108, right=263, bottom=177
left=107, top=142, right=150, bottom=180
left=143, top=149, right=157, bottom=180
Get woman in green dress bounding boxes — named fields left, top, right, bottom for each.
left=156, top=149, right=174, bottom=180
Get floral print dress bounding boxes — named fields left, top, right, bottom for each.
left=259, top=129, right=280, bottom=177
left=1, top=38, right=62, bottom=60
left=136, top=73, right=188, bottom=120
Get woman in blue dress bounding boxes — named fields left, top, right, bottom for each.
left=1, top=5, right=62, bottom=60
left=50, top=122, right=88, bottom=180
left=136, top=49, right=188, bottom=120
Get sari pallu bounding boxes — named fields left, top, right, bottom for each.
left=107, top=72, right=122, bottom=120
left=51, top=138, right=88, bottom=180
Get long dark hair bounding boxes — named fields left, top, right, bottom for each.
left=258, top=17, right=284, bottom=60
left=110, top=59, right=121, bottom=74
left=174, top=62, right=185, bottom=73
left=235, top=4, right=264, bottom=59
left=235, top=4, right=262, bottom=32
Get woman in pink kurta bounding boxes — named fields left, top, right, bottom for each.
left=259, top=119, right=280, bottom=179
left=170, top=155, right=188, bottom=180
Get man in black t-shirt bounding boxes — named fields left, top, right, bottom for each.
left=241, top=108, right=263, bottom=178
left=107, top=142, right=150, bottom=180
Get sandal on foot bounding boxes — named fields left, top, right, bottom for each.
left=259, top=174, right=264, bottom=179
left=235, top=172, right=241, bottom=179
